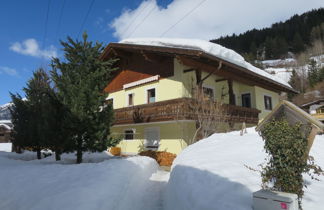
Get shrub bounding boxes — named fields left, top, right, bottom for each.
left=139, top=151, right=176, bottom=166
left=260, top=119, right=323, bottom=209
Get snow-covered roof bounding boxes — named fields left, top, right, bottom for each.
left=120, top=38, right=292, bottom=89
left=0, top=123, right=11, bottom=130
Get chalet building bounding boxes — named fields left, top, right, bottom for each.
left=301, top=99, right=324, bottom=123
left=101, top=38, right=296, bottom=155
left=0, top=120, right=12, bottom=143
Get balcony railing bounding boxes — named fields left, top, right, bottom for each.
left=113, top=98, right=260, bottom=125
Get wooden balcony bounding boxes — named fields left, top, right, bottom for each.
left=113, top=98, right=260, bottom=125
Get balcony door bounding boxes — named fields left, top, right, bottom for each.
left=241, top=93, right=251, bottom=108
left=144, top=127, right=160, bottom=150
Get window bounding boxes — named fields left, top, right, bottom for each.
left=124, top=129, right=135, bottom=140
left=128, top=93, right=134, bottom=106
left=264, top=95, right=272, bottom=110
left=203, top=87, right=214, bottom=100
left=106, top=98, right=113, bottom=107
left=0, top=133, right=4, bottom=137
left=241, top=93, right=251, bottom=108
left=147, top=88, right=156, bottom=103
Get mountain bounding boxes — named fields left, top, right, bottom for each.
left=210, top=8, right=324, bottom=60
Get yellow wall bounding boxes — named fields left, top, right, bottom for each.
left=110, top=121, right=195, bottom=155
left=255, top=86, right=280, bottom=121
left=108, top=59, right=185, bottom=109
left=107, top=58, right=282, bottom=154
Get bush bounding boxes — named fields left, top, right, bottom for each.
left=139, top=151, right=176, bottom=166
left=260, top=119, right=323, bottom=209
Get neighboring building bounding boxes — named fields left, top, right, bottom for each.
left=101, top=38, right=296, bottom=155
left=300, top=99, right=324, bottom=123
left=0, top=103, right=13, bottom=143
left=0, top=120, right=12, bottom=143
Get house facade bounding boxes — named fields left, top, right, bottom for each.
left=101, top=39, right=296, bottom=155
left=301, top=99, right=324, bottom=123
left=0, top=120, right=12, bottom=143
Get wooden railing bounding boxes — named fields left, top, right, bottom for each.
left=113, top=98, right=260, bottom=125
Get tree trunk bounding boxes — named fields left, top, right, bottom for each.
left=76, top=149, right=82, bottom=164
left=36, top=148, right=41, bottom=159
left=55, top=149, right=61, bottom=161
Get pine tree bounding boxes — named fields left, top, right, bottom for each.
left=308, top=59, right=319, bottom=87
left=11, top=69, right=53, bottom=159
left=10, top=94, right=30, bottom=153
left=51, top=33, right=117, bottom=163
left=23, top=69, right=53, bottom=159
left=292, top=33, right=305, bottom=52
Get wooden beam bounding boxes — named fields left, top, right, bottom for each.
left=215, top=78, right=227, bottom=82
left=228, top=79, right=235, bottom=105
left=183, top=68, right=195, bottom=73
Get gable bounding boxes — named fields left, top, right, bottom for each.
left=104, top=53, right=174, bottom=93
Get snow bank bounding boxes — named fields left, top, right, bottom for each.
left=120, top=38, right=291, bottom=88
left=0, top=151, right=161, bottom=210
left=0, top=143, right=12, bottom=152
left=165, top=127, right=324, bottom=210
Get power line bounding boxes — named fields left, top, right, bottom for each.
left=126, top=3, right=156, bottom=38
left=77, top=0, right=96, bottom=39
left=160, top=0, right=207, bottom=37
left=120, top=1, right=151, bottom=37
left=55, top=0, right=67, bottom=39
left=42, top=0, right=52, bottom=50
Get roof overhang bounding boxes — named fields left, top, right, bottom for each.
left=101, top=43, right=298, bottom=94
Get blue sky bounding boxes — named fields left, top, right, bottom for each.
left=0, top=0, right=323, bottom=105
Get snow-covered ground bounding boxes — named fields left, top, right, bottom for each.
left=0, top=146, right=169, bottom=210
left=165, top=127, right=324, bottom=210
left=265, top=67, right=293, bottom=83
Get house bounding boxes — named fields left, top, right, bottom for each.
left=0, top=120, right=12, bottom=143
left=101, top=38, right=296, bottom=155
left=0, top=103, right=13, bottom=143
left=300, top=99, right=324, bottom=123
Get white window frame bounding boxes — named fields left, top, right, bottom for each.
left=145, top=86, right=157, bottom=104
left=123, top=128, right=136, bottom=141
left=125, top=92, right=135, bottom=107
left=105, top=96, right=114, bottom=109
left=263, top=94, right=273, bottom=111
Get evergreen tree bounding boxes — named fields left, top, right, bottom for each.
left=11, top=69, right=53, bottom=159
left=10, top=94, right=31, bottom=153
left=23, top=69, right=53, bottom=159
left=292, top=33, right=305, bottom=53
left=308, top=59, right=319, bottom=87
left=51, top=33, right=117, bottom=163
left=46, top=89, right=74, bottom=161
left=319, top=67, right=324, bottom=81
left=288, top=69, right=300, bottom=100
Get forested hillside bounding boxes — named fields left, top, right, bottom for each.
left=211, top=8, right=324, bottom=61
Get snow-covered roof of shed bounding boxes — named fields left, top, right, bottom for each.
left=120, top=38, right=291, bottom=89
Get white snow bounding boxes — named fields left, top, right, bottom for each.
left=0, top=143, right=12, bottom=152
left=120, top=38, right=291, bottom=88
left=0, top=150, right=169, bottom=210
left=265, top=67, right=293, bottom=83
left=261, top=58, right=296, bottom=67
left=165, top=127, right=324, bottom=210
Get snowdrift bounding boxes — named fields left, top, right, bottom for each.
left=165, top=127, right=324, bottom=210
left=0, top=151, right=160, bottom=210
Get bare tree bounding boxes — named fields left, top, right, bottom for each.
left=189, top=86, right=225, bottom=144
